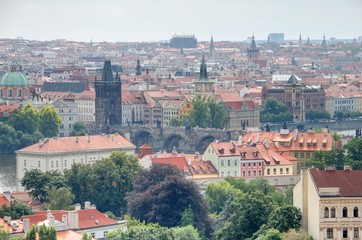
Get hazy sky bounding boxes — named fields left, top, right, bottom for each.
left=1, top=0, right=361, bottom=42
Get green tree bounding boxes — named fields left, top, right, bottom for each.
left=39, top=105, right=61, bottom=137
left=38, top=224, right=56, bottom=240
left=0, top=122, right=21, bottom=153
left=0, top=201, right=33, bottom=219
left=65, top=151, right=140, bottom=215
left=82, top=232, right=93, bottom=240
left=281, top=229, right=313, bottom=240
left=180, top=207, right=195, bottom=227
left=205, top=180, right=241, bottom=214
left=256, top=229, right=282, bottom=240
left=21, top=169, right=67, bottom=203
left=71, top=121, right=88, bottom=136
left=216, top=191, right=276, bottom=240
left=267, top=206, right=302, bottom=233
left=105, top=211, right=117, bottom=220
left=306, top=110, right=330, bottom=121
left=189, top=95, right=210, bottom=128
left=345, top=138, right=362, bottom=161
left=260, top=97, right=293, bottom=123
left=7, top=104, right=40, bottom=134
left=127, top=164, right=212, bottom=238
left=44, top=187, right=75, bottom=210
left=306, top=149, right=345, bottom=170
left=0, top=226, right=10, bottom=239
left=208, top=98, right=226, bottom=128
left=25, top=225, right=37, bottom=240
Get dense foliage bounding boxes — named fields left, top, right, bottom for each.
left=260, top=97, right=293, bottom=123
left=206, top=178, right=300, bottom=240
left=306, top=137, right=362, bottom=170
left=0, top=201, right=33, bottom=219
left=126, top=164, right=212, bottom=238
left=107, top=217, right=202, bottom=240
left=39, top=105, right=62, bottom=137
left=24, top=224, right=56, bottom=240
left=306, top=110, right=330, bottom=121
left=71, top=121, right=88, bottom=136
left=170, top=95, right=227, bottom=129
left=334, top=110, right=362, bottom=120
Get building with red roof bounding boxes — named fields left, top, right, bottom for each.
left=16, top=133, right=135, bottom=191
left=294, top=168, right=362, bottom=240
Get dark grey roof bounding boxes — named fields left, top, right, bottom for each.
left=42, top=81, right=87, bottom=93
left=287, top=74, right=299, bottom=84
left=102, top=60, right=114, bottom=81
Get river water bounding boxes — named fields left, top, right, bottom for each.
left=0, top=154, right=17, bottom=193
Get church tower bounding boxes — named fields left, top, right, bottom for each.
left=247, top=35, right=259, bottom=61
left=209, top=35, right=215, bottom=56
left=321, top=34, right=327, bottom=48
left=194, top=55, right=214, bottom=96
left=95, top=60, right=122, bottom=129
left=136, top=59, right=142, bottom=76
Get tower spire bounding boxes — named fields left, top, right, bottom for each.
left=136, top=58, right=142, bottom=76
left=199, top=54, right=208, bottom=81
left=209, top=35, right=215, bottom=51
left=322, top=34, right=327, bottom=48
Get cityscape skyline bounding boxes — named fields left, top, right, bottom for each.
left=0, top=0, right=361, bottom=42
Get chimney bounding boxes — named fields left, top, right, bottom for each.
left=293, top=129, right=298, bottom=141
left=90, top=204, right=96, bottom=209
left=6, top=216, right=11, bottom=224
left=11, top=222, right=17, bottom=231
left=62, top=214, right=68, bottom=224
left=49, top=215, right=55, bottom=227
left=75, top=137, right=80, bottom=143
left=68, top=211, right=79, bottom=229
left=344, top=165, right=352, bottom=171
left=84, top=201, right=91, bottom=210
left=264, top=140, right=270, bottom=149
left=74, top=203, right=81, bottom=211
left=3, top=191, right=11, bottom=201
left=23, top=219, right=30, bottom=233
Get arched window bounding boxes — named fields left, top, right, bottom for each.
left=324, top=207, right=329, bottom=218
left=354, top=207, right=359, bottom=218
left=331, top=207, right=336, bottom=218
left=18, top=89, right=22, bottom=97
left=343, top=207, right=348, bottom=218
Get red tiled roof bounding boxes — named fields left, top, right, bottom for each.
left=210, top=142, right=239, bottom=157
left=57, top=230, right=96, bottom=240
left=17, top=133, right=135, bottom=154
left=0, top=196, right=10, bottom=207
left=0, top=218, right=23, bottom=233
left=310, top=168, right=362, bottom=197
left=78, top=209, right=118, bottom=229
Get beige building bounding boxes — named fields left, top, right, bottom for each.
left=325, top=90, right=362, bottom=116
left=294, top=168, right=362, bottom=240
left=16, top=133, right=135, bottom=191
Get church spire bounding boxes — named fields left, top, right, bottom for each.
left=199, top=54, right=208, bottom=81
left=209, top=35, right=215, bottom=51
left=299, top=33, right=302, bottom=46
left=307, top=37, right=310, bottom=45
left=322, top=34, right=327, bottom=48
left=250, top=35, right=257, bottom=50
left=102, top=60, right=114, bottom=81
left=136, top=58, right=142, bottom=76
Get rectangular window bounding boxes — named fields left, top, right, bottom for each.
left=248, top=171, right=251, bottom=177
left=258, top=170, right=262, bottom=176
left=104, top=231, right=108, bottom=237
left=326, top=228, right=333, bottom=239
left=227, top=172, right=231, bottom=177
left=280, top=168, right=283, bottom=174
left=91, top=233, right=95, bottom=237
left=234, top=160, right=237, bottom=166
left=242, top=163, right=245, bottom=167
left=273, top=168, right=276, bottom=175
left=51, top=161, right=54, bottom=168
left=343, top=228, right=348, bottom=238
left=65, top=160, right=67, bottom=167
left=24, top=160, right=26, bottom=167
left=221, top=160, right=224, bottom=166
left=267, top=169, right=270, bottom=175
left=306, top=152, right=310, bottom=158
left=286, top=168, right=289, bottom=174
left=242, top=171, right=245, bottom=177
left=234, top=171, right=237, bottom=177
left=300, top=152, right=305, bottom=158
left=354, top=228, right=359, bottom=238
left=258, top=162, right=262, bottom=166
left=38, top=161, right=40, bottom=168
left=56, top=161, right=59, bottom=167
left=227, top=160, right=231, bottom=166
left=248, top=163, right=251, bottom=167
left=253, top=170, right=256, bottom=176
left=253, top=162, right=256, bottom=167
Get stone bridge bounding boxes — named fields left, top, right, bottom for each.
left=109, top=125, right=243, bottom=153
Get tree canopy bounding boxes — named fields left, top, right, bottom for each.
left=71, top=122, right=88, bottom=136
left=0, top=201, right=33, bottom=219
left=39, top=105, right=62, bottom=138
left=260, top=97, right=293, bottom=123
left=126, top=164, right=212, bottom=238
left=7, top=104, right=40, bottom=134
left=44, top=187, right=75, bottom=210
left=305, top=110, right=330, bottom=121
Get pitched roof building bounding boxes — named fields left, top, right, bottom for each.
left=294, top=168, right=362, bottom=240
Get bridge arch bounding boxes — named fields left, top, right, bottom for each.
left=132, top=130, right=152, bottom=148
left=163, top=134, right=186, bottom=153
left=196, top=135, right=216, bottom=153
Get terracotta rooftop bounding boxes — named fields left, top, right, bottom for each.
left=57, top=230, right=96, bottom=240
left=310, top=168, right=362, bottom=197
left=17, top=133, right=135, bottom=154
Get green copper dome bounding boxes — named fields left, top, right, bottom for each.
left=0, top=65, right=29, bottom=87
